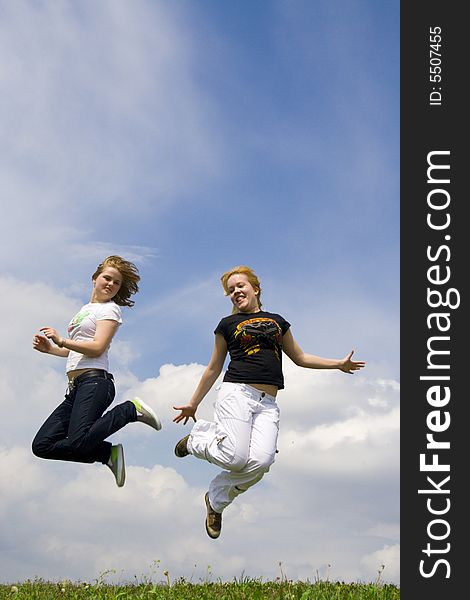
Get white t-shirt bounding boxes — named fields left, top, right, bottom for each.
left=65, top=301, right=123, bottom=373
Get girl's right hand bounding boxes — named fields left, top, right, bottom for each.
left=33, top=334, right=52, bottom=354
left=173, top=404, right=197, bottom=425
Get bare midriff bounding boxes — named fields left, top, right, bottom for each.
left=249, top=383, right=278, bottom=397
left=67, top=368, right=100, bottom=382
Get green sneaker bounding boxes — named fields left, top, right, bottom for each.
left=108, top=444, right=125, bottom=487
left=131, top=397, right=162, bottom=431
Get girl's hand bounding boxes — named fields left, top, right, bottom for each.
left=339, top=350, right=365, bottom=374
left=39, top=327, right=63, bottom=347
left=173, top=404, right=197, bottom=425
left=33, top=334, right=53, bottom=354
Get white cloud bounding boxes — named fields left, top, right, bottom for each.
left=278, top=404, right=399, bottom=475
left=117, top=362, right=219, bottom=434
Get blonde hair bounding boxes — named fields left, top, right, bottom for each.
left=220, top=265, right=262, bottom=313
left=92, top=256, right=140, bottom=307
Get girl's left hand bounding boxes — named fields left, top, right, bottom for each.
left=33, top=334, right=52, bottom=353
left=339, top=350, right=365, bottom=374
left=173, top=403, right=197, bottom=425
left=39, top=327, right=62, bottom=347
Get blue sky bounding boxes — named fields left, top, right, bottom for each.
left=0, top=0, right=399, bottom=586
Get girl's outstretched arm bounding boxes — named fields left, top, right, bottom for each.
left=173, top=333, right=228, bottom=424
left=282, top=330, right=365, bottom=374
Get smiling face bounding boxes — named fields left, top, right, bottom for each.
left=91, top=266, right=123, bottom=303
left=226, top=273, right=260, bottom=313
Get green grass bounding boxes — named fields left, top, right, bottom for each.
left=0, top=564, right=399, bottom=599
left=0, top=578, right=400, bottom=600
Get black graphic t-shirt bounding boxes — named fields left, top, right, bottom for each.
left=214, top=311, right=291, bottom=389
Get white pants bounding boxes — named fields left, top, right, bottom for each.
left=188, top=382, right=280, bottom=513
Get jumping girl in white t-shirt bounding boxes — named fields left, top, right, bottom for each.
left=32, top=255, right=161, bottom=487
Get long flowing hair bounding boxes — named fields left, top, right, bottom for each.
left=92, top=255, right=140, bottom=307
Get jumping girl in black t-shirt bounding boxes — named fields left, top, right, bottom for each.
left=173, top=265, right=365, bottom=539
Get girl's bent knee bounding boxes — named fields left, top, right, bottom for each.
left=230, top=453, right=249, bottom=471
left=31, top=438, right=48, bottom=458
left=251, top=454, right=276, bottom=474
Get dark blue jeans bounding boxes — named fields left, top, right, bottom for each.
left=32, top=372, right=137, bottom=464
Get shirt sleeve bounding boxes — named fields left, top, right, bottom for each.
left=278, top=314, right=291, bottom=335
left=214, top=318, right=226, bottom=337
left=97, top=302, right=123, bottom=324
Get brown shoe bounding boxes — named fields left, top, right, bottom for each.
left=174, top=434, right=190, bottom=458
left=205, top=492, right=222, bottom=539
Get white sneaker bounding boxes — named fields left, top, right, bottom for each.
left=131, top=397, right=162, bottom=431
left=107, top=444, right=125, bottom=487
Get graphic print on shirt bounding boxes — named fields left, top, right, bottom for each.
left=234, top=318, right=283, bottom=359
left=67, top=309, right=92, bottom=335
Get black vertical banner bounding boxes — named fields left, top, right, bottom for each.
left=401, top=2, right=466, bottom=598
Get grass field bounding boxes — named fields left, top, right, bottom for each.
left=0, top=578, right=400, bottom=599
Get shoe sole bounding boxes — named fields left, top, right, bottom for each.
left=115, top=444, right=125, bottom=487
left=205, top=492, right=221, bottom=539
left=132, top=397, right=162, bottom=430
